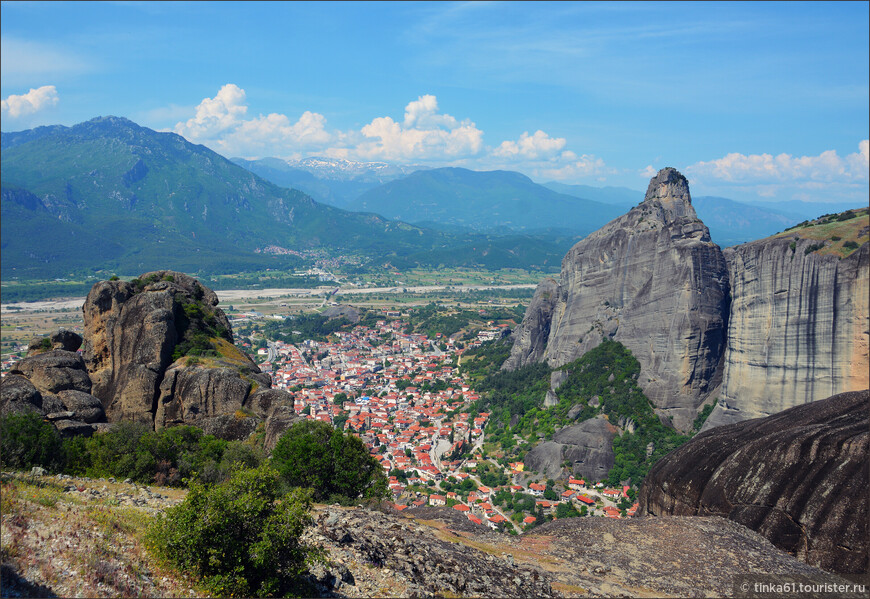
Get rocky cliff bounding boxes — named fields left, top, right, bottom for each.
left=76, top=270, right=298, bottom=439
left=638, top=389, right=869, bottom=575
left=506, top=168, right=730, bottom=431
left=707, top=224, right=869, bottom=427
left=506, top=168, right=868, bottom=432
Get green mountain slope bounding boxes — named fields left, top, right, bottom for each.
left=1, top=117, right=457, bottom=278
left=349, top=168, right=623, bottom=235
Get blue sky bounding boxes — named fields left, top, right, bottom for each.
left=2, top=1, right=868, bottom=204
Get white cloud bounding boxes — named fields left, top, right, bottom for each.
left=172, top=84, right=333, bottom=156
left=685, top=141, right=870, bottom=184
left=493, top=130, right=566, bottom=160
left=640, top=165, right=657, bottom=178
left=1, top=85, right=59, bottom=118
left=536, top=153, right=610, bottom=180
left=349, top=95, right=484, bottom=161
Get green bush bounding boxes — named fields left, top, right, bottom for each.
left=271, top=420, right=388, bottom=503
left=0, top=412, right=64, bottom=471
left=147, top=464, right=314, bottom=597
left=85, top=423, right=229, bottom=485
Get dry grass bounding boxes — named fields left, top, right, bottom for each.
left=775, top=209, right=869, bottom=258
left=0, top=475, right=200, bottom=598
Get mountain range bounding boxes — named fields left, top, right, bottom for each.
left=0, top=118, right=573, bottom=279
left=236, top=157, right=864, bottom=248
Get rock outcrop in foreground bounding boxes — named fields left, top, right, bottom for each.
left=505, top=168, right=730, bottom=431
left=1, top=331, right=108, bottom=437
left=2, top=271, right=301, bottom=442
left=638, top=389, right=869, bottom=575
left=306, top=504, right=860, bottom=598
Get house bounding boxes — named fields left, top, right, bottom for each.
left=429, top=494, right=446, bottom=507
left=561, top=490, right=576, bottom=501
left=535, top=500, right=554, bottom=514
left=568, top=478, right=585, bottom=491
left=603, top=506, right=621, bottom=519
left=467, top=514, right=483, bottom=525
left=510, top=485, right=523, bottom=494
left=528, top=483, right=545, bottom=497
left=453, top=504, right=471, bottom=513
left=523, top=516, right=537, bottom=525
left=576, top=495, right=595, bottom=506
left=477, top=485, right=492, bottom=499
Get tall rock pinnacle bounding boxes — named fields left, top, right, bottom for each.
left=504, top=168, right=729, bottom=431
left=641, top=167, right=697, bottom=223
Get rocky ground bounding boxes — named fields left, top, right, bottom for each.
left=2, top=472, right=863, bottom=598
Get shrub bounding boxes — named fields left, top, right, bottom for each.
left=0, top=412, right=64, bottom=471
left=85, top=421, right=154, bottom=481
left=843, top=240, right=859, bottom=250
left=147, top=465, right=314, bottom=597
left=271, top=420, right=388, bottom=503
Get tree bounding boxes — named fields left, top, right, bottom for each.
left=147, top=465, right=314, bottom=597
left=271, top=420, right=388, bottom=503
left=333, top=392, right=348, bottom=405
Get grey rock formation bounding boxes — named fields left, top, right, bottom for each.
left=263, top=404, right=304, bottom=452
left=55, top=390, right=106, bottom=424
left=197, top=413, right=261, bottom=442
left=524, top=416, right=616, bottom=480
left=502, top=278, right=559, bottom=370
left=155, top=365, right=251, bottom=429
left=10, top=350, right=92, bottom=395
left=638, top=389, right=869, bottom=575
left=706, top=238, right=869, bottom=428
left=81, top=270, right=263, bottom=435
left=505, top=168, right=730, bottom=431
left=247, top=388, right=295, bottom=419
left=0, top=375, right=43, bottom=415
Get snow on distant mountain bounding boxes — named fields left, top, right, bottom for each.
left=287, top=157, right=429, bottom=182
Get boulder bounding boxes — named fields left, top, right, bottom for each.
left=638, top=389, right=869, bottom=575
left=53, top=419, right=96, bottom=438
left=50, top=330, right=83, bottom=352
left=10, top=350, right=92, bottom=395
left=56, top=389, right=106, bottom=423
left=155, top=365, right=251, bottom=429
left=247, top=388, right=295, bottom=419
left=0, top=375, right=43, bottom=415
left=524, top=416, right=616, bottom=481
left=197, top=413, right=261, bottom=442
left=263, top=404, right=304, bottom=452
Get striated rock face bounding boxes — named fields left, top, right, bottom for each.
left=78, top=270, right=303, bottom=443
left=707, top=238, right=869, bottom=427
left=82, top=270, right=237, bottom=425
left=638, top=389, right=869, bottom=574
left=502, top=278, right=558, bottom=370
left=506, top=168, right=730, bottom=431
left=524, top=416, right=616, bottom=480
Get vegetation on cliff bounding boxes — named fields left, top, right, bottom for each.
left=468, top=339, right=691, bottom=485
left=778, top=207, right=869, bottom=258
